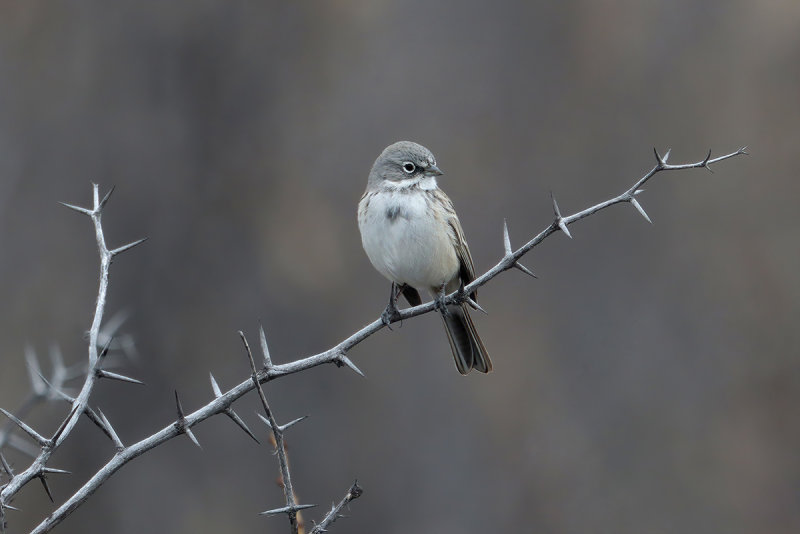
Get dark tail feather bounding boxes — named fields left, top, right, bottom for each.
left=441, top=304, right=492, bottom=375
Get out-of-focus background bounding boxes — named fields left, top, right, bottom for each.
left=0, top=2, right=796, bottom=533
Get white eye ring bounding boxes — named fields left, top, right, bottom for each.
left=402, top=162, right=416, bottom=174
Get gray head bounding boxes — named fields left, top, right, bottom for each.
left=367, top=141, right=443, bottom=189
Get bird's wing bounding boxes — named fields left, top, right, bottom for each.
left=438, top=192, right=478, bottom=300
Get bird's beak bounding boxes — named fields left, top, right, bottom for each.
left=425, top=164, right=444, bottom=177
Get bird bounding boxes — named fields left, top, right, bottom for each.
left=357, top=141, right=492, bottom=375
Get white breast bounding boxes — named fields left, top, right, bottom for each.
left=358, top=188, right=459, bottom=291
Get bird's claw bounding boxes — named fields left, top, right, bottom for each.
left=434, top=286, right=450, bottom=317
left=381, top=302, right=402, bottom=329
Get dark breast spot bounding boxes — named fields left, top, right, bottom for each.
left=385, top=205, right=405, bottom=221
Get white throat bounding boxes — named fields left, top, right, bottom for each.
left=381, top=175, right=438, bottom=191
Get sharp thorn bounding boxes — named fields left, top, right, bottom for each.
left=98, top=185, right=115, bottom=211
left=184, top=426, right=202, bottom=450
left=629, top=198, right=653, bottom=224
left=259, top=324, right=273, bottom=368
left=3, top=503, right=20, bottom=511
left=513, top=262, right=538, bottom=279
left=663, top=148, right=671, bottom=162
left=502, top=219, right=512, bottom=256
left=338, top=355, right=365, bottom=377
left=81, top=405, right=115, bottom=442
left=255, top=412, right=273, bottom=430
left=174, top=390, right=185, bottom=419
left=25, top=348, right=47, bottom=396
left=96, top=369, right=144, bottom=385
left=224, top=409, right=260, bottom=444
left=653, top=147, right=665, bottom=167
left=97, top=409, right=124, bottom=450
left=259, top=503, right=317, bottom=516
left=550, top=191, right=562, bottom=217
left=58, top=202, right=93, bottom=216
left=279, top=415, right=309, bottom=432
left=209, top=373, right=222, bottom=398
left=702, top=149, right=714, bottom=173
left=558, top=219, right=572, bottom=239
left=0, top=452, right=14, bottom=478
left=634, top=189, right=645, bottom=195
left=110, top=237, right=148, bottom=257
left=51, top=405, right=79, bottom=444
left=0, top=408, right=48, bottom=447
left=239, top=331, right=258, bottom=375
left=41, top=467, right=71, bottom=475
left=38, top=475, right=54, bottom=503
left=738, top=146, right=749, bottom=155
left=98, top=335, right=114, bottom=360
left=465, top=296, right=488, bottom=315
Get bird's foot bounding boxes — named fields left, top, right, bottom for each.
left=381, top=282, right=403, bottom=329
left=434, top=284, right=450, bottom=317
left=381, top=301, right=402, bottom=329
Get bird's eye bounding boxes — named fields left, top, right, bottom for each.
left=402, top=162, right=416, bottom=174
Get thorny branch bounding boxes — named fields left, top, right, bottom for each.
left=239, top=331, right=314, bottom=534
left=0, top=184, right=146, bottom=531
left=0, top=147, right=744, bottom=533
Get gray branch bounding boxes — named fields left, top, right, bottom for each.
left=239, top=331, right=314, bottom=534
left=6, top=147, right=743, bottom=533
left=1, top=185, right=146, bottom=517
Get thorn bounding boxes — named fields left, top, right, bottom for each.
left=224, top=409, right=260, bottom=444
left=174, top=391, right=201, bottom=449
left=663, top=148, right=671, bottom=163
left=513, top=262, right=538, bottom=279
left=259, top=503, right=317, bottom=516
left=183, top=426, right=202, bottom=450
left=209, top=373, right=222, bottom=397
left=280, top=415, right=308, bottom=432
left=337, top=355, right=365, bottom=377
left=256, top=412, right=273, bottom=430
left=0, top=452, right=14, bottom=478
left=0, top=409, right=48, bottom=447
left=98, top=185, right=115, bottom=211
left=41, top=467, right=71, bottom=475
left=81, top=405, right=114, bottom=442
left=702, top=149, right=714, bottom=173
left=502, top=219, right=512, bottom=256
left=634, top=189, right=645, bottom=195
left=51, top=405, right=79, bottom=444
left=653, top=147, right=666, bottom=168
left=25, top=348, right=47, bottom=397
left=98, top=335, right=114, bottom=360
left=2, top=503, right=19, bottom=511
left=174, top=390, right=185, bottom=420
left=558, top=219, right=572, bottom=239
left=629, top=198, right=652, bottom=224
left=38, top=475, right=54, bottom=503
left=550, top=192, right=572, bottom=238
left=97, top=409, right=125, bottom=451
left=738, top=145, right=749, bottom=155
left=96, top=369, right=144, bottom=385
left=59, top=202, right=93, bottom=216
left=550, top=191, right=562, bottom=218
left=465, top=296, right=488, bottom=315
left=259, top=324, right=273, bottom=368
left=110, top=237, right=148, bottom=257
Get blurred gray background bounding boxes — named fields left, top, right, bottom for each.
left=0, top=1, right=797, bottom=533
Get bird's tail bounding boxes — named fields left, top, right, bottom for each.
left=441, top=304, right=492, bottom=375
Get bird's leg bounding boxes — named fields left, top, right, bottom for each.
left=434, top=283, right=450, bottom=317
left=381, top=282, right=403, bottom=328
